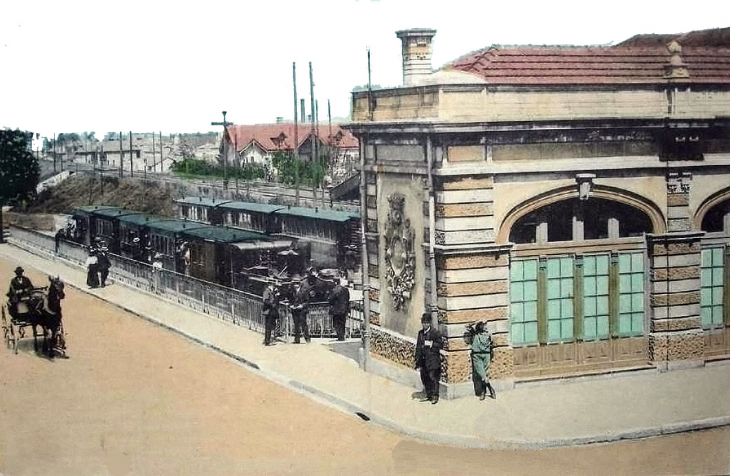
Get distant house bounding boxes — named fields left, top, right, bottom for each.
left=220, top=123, right=358, bottom=169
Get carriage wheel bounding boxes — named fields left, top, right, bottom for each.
left=1, top=307, right=7, bottom=343
left=8, top=319, right=18, bottom=354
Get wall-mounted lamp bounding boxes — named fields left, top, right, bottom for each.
left=576, top=173, right=596, bottom=201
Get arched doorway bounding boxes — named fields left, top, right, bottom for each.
left=697, top=195, right=730, bottom=358
left=506, top=196, right=655, bottom=377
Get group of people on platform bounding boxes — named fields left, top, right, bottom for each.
left=85, top=238, right=111, bottom=288
left=415, top=312, right=496, bottom=405
left=262, top=268, right=350, bottom=347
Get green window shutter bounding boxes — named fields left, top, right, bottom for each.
left=510, top=258, right=539, bottom=346
left=546, top=256, right=574, bottom=343
left=701, top=247, right=725, bottom=330
left=617, top=251, right=645, bottom=337
left=583, top=254, right=610, bottom=341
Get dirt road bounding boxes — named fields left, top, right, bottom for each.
left=0, top=258, right=728, bottom=475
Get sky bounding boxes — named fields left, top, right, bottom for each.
left=1, top=0, right=728, bottom=142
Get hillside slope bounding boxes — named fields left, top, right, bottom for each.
left=26, top=175, right=184, bottom=217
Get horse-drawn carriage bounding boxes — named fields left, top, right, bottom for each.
left=1, top=275, right=67, bottom=358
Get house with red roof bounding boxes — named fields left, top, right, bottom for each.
left=346, top=27, right=730, bottom=397
left=220, top=123, right=358, bottom=172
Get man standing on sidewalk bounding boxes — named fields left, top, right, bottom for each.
left=262, top=280, right=279, bottom=346
left=328, top=277, right=350, bottom=341
left=415, top=312, right=444, bottom=404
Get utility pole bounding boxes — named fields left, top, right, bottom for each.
left=159, top=131, right=163, bottom=172
left=119, top=131, right=123, bottom=178
left=152, top=132, right=156, bottom=174
left=53, top=133, right=56, bottom=173
left=293, top=62, right=300, bottom=206
left=310, top=62, right=316, bottom=207
left=129, top=131, right=133, bottom=177
left=211, top=111, right=233, bottom=189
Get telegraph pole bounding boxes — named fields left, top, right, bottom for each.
left=152, top=132, right=156, bottom=174
left=211, top=111, right=233, bottom=189
left=53, top=133, right=56, bottom=173
left=293, top=62, right=300, bottom=206
left=119, top=131, right=123, bottom=178
left=129, top=131, right=133, bottom=177
left=159, top=131, right=163, bottom=172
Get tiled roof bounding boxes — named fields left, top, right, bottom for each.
left=444, top=35, right=730, bottom=85
left=225, top=123, right=358, bottom=153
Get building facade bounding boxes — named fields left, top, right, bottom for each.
left=346, top=28, right=730, bottom=397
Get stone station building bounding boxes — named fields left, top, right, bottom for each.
left=346, top=28, right=730, bottom=397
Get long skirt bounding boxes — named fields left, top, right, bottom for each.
left=87, top=264, right=99, bottom=287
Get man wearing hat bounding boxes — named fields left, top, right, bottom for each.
left=97, top=246, right=112, bottom=287
left=262, top=279, right=279, bottom=346
left=414, top=312, right=444, bottom=404
left=328, top=277, right=350, bottom=341
left=7, top=266, right=34, bottom=318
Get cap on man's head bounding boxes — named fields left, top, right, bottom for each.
left=133, top=237, right=140, bottom=243
left=421, top=312, right=432, bottom=324
left=14, top=266, right=24, bottom=274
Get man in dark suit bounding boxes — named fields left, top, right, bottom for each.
left=328, top=278, right=350, bottom=341
left=7, top=266, right=34, bottom=318
left=415, top=312, right=443, bottom=404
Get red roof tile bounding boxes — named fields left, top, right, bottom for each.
left=225, top=123, right=358, bottom=152
left=443, top=41, right=730, bottom=85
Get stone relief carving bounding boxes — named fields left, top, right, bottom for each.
left=384, top=193, right=416, bottom=311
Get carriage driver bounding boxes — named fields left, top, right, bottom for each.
left=6, top=266, right=35, bottom=317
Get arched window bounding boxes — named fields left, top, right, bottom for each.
left=701, top=199, right=730, bottom=233
left=510, top=198, right=653, bottom=244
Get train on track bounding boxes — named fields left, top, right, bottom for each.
left=67, top=199, right=361, bottom=296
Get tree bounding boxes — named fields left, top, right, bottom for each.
left=0, top=129, right=41, bottom=242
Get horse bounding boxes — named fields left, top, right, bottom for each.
left=25, top=276, right=66, bottom=358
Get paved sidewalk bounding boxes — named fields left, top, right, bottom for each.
left=2, top=241, right=730, bottom=449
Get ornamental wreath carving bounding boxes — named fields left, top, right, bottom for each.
left=384, top=193, right=416, bottom=311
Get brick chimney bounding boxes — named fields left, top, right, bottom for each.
left=396, top=28, right=437, bottom=86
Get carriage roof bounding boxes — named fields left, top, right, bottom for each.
left=174, top=196, right=233, bottom=207
left=70, top=205, right=120, bottom=217
left=216, top=202, right=286, bottom=214
left=89, top=208, right=143, bottom=219
left=146, top=219, right=210, bottom=234
left=115, top=212, right=169, bottom=227
left=180, top=225, right=269, bottom=243
left=274, top=206, right=359, bottom=222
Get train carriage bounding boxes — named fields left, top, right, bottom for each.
left=70, top=205, right=120, bottom=247
left=179, top=226, right=292, bottom=288
left=216, top=201, right=284, bottom=234
left=274, top=206, right=360, bottom=270
left=176, top=196, right=231, bottom=226
left=115, top=213, right=174, bottom=261
left=87, top=208, right=144, bottom=253
left=144, top=219, right=210, bottom=272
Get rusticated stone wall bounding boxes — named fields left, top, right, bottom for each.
left=648, top=330, right=705, bottom=361
left=648, top=232, right=705, bottom=364
left=370, top=326, right=417, bottom=370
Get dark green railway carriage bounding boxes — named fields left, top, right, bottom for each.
left=88, top=208, right=145, bottom=253
left=275, top=206, right=360, bottom=270
left=175, top=196, right=232, bottom=226
left=70, top=205, right=120, bottom=247
left=144, top=218, right=210, bottom=272
left=179, top=226, right=292, bottom=289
